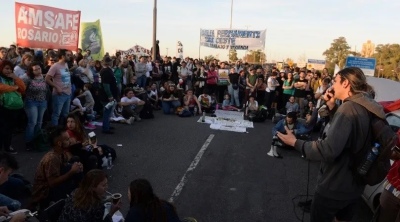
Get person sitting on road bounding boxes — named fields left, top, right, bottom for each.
left=245, top=95, right=258, bottom=117
left=65, top=114, right=99, bottom=171
left=222, top=94, right=241, bottom=111
left=147, top=83, right=160, bottom=110
left=120, top=87, right=145, bottom=123
left=0, top=153, right=26, bottom=222
left=198, top=89, right=214, bottom=113
left=161, top=83, right=181, bottom=114
left=285, top=95, right=300, bottom=115
left=31, top=126, right=83, bottom=209
left=58, top=169, right=121, bottom=222
left=70, top=88, right=96, bottom=130
left=125, top=179, right=181, bottom=222
left=183, top=89, right=202, bottom=115
left=268, top=112, right=308, bottom=158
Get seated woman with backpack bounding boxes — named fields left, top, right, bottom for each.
left=66, top=114, right=116, bottom=172
left=245, top=95, right=258, bottom=117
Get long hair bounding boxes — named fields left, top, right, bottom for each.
left=18, top=54, right=33, bottom=69
left=129, top=179, right=175, bottom=222
left=66, top=113, right=86, bottom=142
left=337, top=67, right=375, bottom=99
left=73, top=169, right=107, bottom=209
left=26, top=61, right=42, bottom=79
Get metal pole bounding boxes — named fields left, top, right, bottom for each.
left=199, top=29, right=201, bottom=60
left=152, top=0, right=157, bottom=61
left=230, top=0, right=233, bottom=29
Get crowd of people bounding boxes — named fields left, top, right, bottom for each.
left=1, top=44, right=400, bottom=222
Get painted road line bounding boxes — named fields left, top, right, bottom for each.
left=169, top=134, right=215, bottom=203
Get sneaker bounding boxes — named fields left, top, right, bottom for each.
left=127, top=117, right=135, bottom=125
left=84, top=123, right=96, bottom=130
left=6, top=147, right=18, bottom=155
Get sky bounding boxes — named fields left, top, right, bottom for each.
left=1, top=0, right=400, bottom=62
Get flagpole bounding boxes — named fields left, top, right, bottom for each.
left=199, top=29, right=201, bottom=60
left=152, top=0, right=157, bottom=61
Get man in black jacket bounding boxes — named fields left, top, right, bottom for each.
left=100, top=57, right=118, bottom=134
left=278, top=67, right=384, bottom=222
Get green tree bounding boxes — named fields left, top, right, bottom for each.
left=244, top=50, right=266, bottom=64
left=323, top=37, right=351, bottom=69
left=204, top=55, right=216, bottom=64
left=229, top=49, right=238, bottom=62
left=373, top=44, right=400, bottom=80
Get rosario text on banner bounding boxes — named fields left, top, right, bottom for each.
left=15, top=2, right=81, bottom=51
left=200, top=29, right=266, bottom=50
left=80, top=19, right=104, bottom=60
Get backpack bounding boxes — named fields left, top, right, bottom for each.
left=353, top=111, right=398, bottom=186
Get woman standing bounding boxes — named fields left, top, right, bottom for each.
left=58, top=169, right=121, bottom=222
left=282, top=72, right=295, bottom=105
left=227, top=67, right=240, bottom=107
left=0, top=60, right=26, bottom=154
left=13, top=54, right=33, bottom=78
left=23, top=62, right=48, bottom=151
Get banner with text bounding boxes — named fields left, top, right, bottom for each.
left=117, top=45, right=150, bottom=57
left=345, top=56, right=376, bottom=76
left=307, top=59, right=326, bottom=70
left=80, top=19, right=104, bottom=60
left=200, top=29, right=266, bottom=50
left=177, top=41, right=183, bottom=59
left=15, top=2, right=80, bottom=51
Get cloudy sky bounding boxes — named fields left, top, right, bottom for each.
left=2, top=0, right=399, bottom=62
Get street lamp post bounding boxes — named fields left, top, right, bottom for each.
left=152, top=0, right=157, bottom=61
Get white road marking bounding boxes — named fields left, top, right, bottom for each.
left=169, top=134, right=215, bottom=203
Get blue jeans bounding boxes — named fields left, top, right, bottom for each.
left=0, top=194, right=21, bottom=211
left=162, top=100, right=181, bottom=114
left=24, top=100, right=47, bottom=142
left=228, top=85, right=240, bottom=106
left=51, top=93, right=71, bottom=126
left=102, top=103, right=115, bottom=131
left=137, top=75, right=147, bottom=88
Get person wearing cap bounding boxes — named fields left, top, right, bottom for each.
left=99, top=57, right=118, bottom=134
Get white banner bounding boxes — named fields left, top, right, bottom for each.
left=200, top=29, right=266, bottom=50
left=307, top=59, right=326, bottom=70
left=177, top=41, right=183, bottom=59
left=117, top=45, right=151, bottom=57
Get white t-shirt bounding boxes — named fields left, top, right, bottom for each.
left=267, top=77, right=279, bottom=91
left=121, top=96, right=141, bottom=109
left=146, top=62, right=152, bottom=78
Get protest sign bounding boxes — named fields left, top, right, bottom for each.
left=80, top=19, right=104, bottom=60
left=117, top=45, right=150, bottom=58
left=177, top=41, right=183, bottom=59
left=217, top=69, right=229, bottom=85
left=15, top=2, right=80, bottom=51
left=200, top=29, right=266, bottom=50
left=307, top=59, right=326, bottom=70
left=345, top=56, right=376, bottom=76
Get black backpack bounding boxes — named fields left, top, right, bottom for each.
left=352, top=106, right=398, bottom=186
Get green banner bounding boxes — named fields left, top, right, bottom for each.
left=80, top=19, right=104, bottom=60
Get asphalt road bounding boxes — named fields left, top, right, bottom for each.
left=11, top=111, right=372, bottom=222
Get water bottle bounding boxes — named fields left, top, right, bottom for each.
left=194, top=106, right=198, bottom=115
left=107, top=153, right=113, bottom=169
left=357, top=143, right=380, bottom=176
left=202, top=112, right=206, bottom=122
